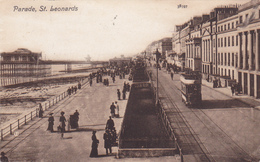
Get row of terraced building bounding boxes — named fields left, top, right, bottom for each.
left=146, top=0, right=260, bottom=99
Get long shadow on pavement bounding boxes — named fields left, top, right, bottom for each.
left=197, top=98, right=251, bottom=109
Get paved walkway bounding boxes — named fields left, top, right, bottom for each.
left=0, top=74, right=179, bottom=162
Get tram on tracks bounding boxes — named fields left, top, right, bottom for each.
left=180, top=72, right=202, bottom=107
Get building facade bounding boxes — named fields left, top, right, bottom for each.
left=237, top=0, right=260, bottom=98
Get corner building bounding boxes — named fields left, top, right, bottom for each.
left=237, top=0, right=260, bottom=98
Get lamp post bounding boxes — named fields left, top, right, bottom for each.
left=155, top=48, right=161, bottom=105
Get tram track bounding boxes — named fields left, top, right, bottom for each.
left=150, top=68, right=255, bottom=161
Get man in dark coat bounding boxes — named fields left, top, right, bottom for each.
left=117, top=89, right=121, bottom=100
left=110, top=103, right=116, bottom=118
left=103, top=129, right=112, bottom=155
left=90, top=131, right=99, bottom=157
left=122, top=89, right=126, bottom=100
left=106, top=116, right=114, bottom=130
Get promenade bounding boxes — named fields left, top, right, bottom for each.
left=0, top=73, right=178, bottom=162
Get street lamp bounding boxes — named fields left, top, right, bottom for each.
left=155, top=48, right=161, bottom=105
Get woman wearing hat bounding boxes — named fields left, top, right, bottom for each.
left=59, top=111, right=66, bottom=138
left=90, top=131, right=99, bottom=157
left=47, top=113, right=54, bottom=132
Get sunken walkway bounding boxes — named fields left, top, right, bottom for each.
left=118, top=64, right=176, bottom=157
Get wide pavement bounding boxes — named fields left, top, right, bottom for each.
left=0, top=74, right=178, bottom=162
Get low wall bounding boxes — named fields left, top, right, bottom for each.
left=118, top=148, right=177, bottom=157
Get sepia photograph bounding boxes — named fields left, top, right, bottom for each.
left=0, top=0, right=260, bottom=161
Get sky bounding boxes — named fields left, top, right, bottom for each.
left=0, top=0, right=249, bottom=61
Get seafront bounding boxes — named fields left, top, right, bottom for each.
left=0, top=72, right=178, bottom=162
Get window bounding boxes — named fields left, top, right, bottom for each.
left=259, top=10, right=260, bottom=19
left=228, top=53, right=230, bottom=66
left=224, top=37, right=226, bottom=47
left=213, top=27, right=215, bottom=33
left=246, top=14, right=248, bottom=20
left=239, top=16, right=243, bottom=23
left=218, top=26, right=220, bottom=32
left=221, top=26, right=223, bottom=31
left=232, top=36, right=234, bottom=46
left=224, top=53, right=227, bottom=65
left=218, top=38, right=220, bottom=47
left=228, top=37, right=230, bottom=47
left=224, top=25, right=226, bottom=30
left=232, top=22, right=234, bottom=29
left=213, top=39, right=215, bottom=48
left=228, top=24, right=230, bottom=30
left=218, top=53, right=220, bottom=65
left=221, top=38, right=223, bottom=47
left=15, top=56, right=19, bottom=61
left=22, top=56, right=27, bottom=61
left=236, top=35, right=238, bottom=46
left=221, top=53, right=223, bottom=65
left=232, top=53, right=234, bottom=66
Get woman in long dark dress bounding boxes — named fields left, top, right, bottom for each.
left=39, top=103, right=43, bottom=118
left=47, top=113, right=54, bottom=132
left=90, top=131, right=99, bottom=157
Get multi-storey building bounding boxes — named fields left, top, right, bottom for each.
left=185, top=18, right=202, bottom=71
left=0, top=48, right=51, bottom=77
left=216, top=14, right=239, bottom=81
left=237, top=0, right=260, bottom=98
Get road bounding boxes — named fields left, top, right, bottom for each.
left=149, top=66, right=260, bottom=161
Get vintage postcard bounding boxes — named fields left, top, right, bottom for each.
left=1, top=0, right=260, bottom=161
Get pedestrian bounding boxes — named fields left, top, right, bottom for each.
left=103, top=129, right=112, bottom=155
left=78, top=82, right=81, bottom=89
left=67, top=87, right=71, bottom=96
left=47, top=113, right=54, bottom=132
left=107, top=79, right=109, bottom=86
left=122, top=89, right=126, bottom=100
left=171, top=72, right=174, bottom=80
left=90, top=131, right=99, bottom=157
left=106, top=116, right=114, bottom=130
left=90, top=78, right=92, bottom=86
left=0, top=152, right=8, bottom=162
left=112, top=76, right=115, bottom=83
left=59, top=111, right=66, bottom=138
left=127, top=83, right=130, bottom=92
left=74, top=110, right=79, bottom=128
left=110, top=102, right=116, bottom=118
left=231, top=84, right=235, bottom=96
left=114, top=101, right=119, bottom=118
left=74, top=86, right=77, bottom=93
left=117, top=89, right=121, bottom=100
left=39, top=103, right=43, bottom=118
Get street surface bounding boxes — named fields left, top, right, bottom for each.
left=149, top=66, right=260, bottom=162
left=0, top=74, right=178, bottom=162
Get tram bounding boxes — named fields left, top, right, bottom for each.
left=180, top=73, right=202, bottom=107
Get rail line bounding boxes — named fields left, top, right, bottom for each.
left=152, top=68, right=255, bottom=161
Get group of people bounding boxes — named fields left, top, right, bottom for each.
left=109, top=101, right=120, bottom=118
left=213, top=78, right=222, bottom=88
left=46, top=110, right=79, bottom=138
left=231, top=82, right=242, bottom=96
left=90, top=116, right=118, bottom=157
left=67, top=86, right=78, bottom=96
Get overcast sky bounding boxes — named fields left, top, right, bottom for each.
left=0, top=0, right=249, bottom=61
